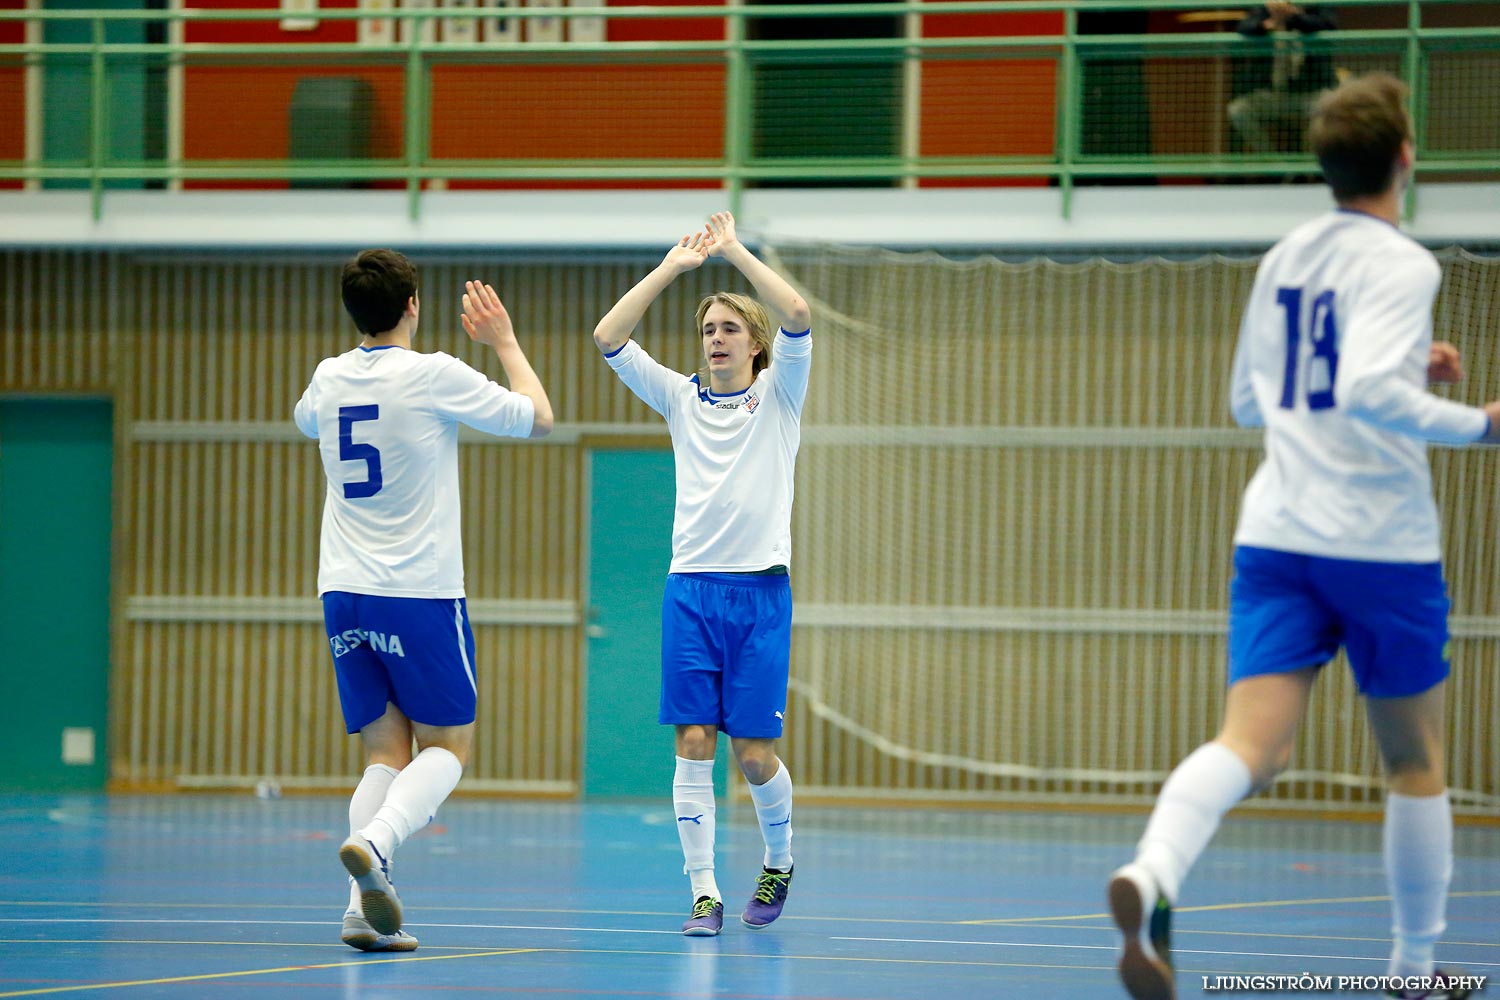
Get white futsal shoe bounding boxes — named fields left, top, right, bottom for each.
left=341, top=910, right=418, bottom=952
left=339, top=834, right=403, bottom=935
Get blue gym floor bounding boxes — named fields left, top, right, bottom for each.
left=1, top=794, right=1496, bottom=998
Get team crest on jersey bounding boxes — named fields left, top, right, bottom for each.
left=706, top=390, right=760, bottom=412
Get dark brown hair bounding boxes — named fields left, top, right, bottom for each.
left=341, top=249, right=417, bottom=336
left=1309, top=72, right=1413, bottom=202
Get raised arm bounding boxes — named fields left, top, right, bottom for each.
left=593, top=231, right=713, bottom=355
left=705, top=212, right=811, bottom=333
left=461, top=280, right=554, bottom=438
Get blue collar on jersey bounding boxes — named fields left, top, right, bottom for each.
left=357, top=344, right=404, bottom=352
left=692, top=374, right=754, bottom=405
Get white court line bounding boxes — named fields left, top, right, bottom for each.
left=11, top=918, right=1497, bottom=970
left=1016, top=923, right=1500, bottom=949
left=832, top=936, right=1500, bottom=969
left=0, top=905, right=1020, bottom=929
left=7, top=917, right=685, bottom=937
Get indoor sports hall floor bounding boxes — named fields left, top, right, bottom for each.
left=2, top=794, right=1496, bottom=998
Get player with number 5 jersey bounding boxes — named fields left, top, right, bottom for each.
left=1107, top=73, right=1500, bottom=1000
left=294, top=249, right=553, bottom=953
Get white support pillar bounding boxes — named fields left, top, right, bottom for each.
left=901, top=7, right=921, bottom=191
left=167, top=0, right=184, bottom=191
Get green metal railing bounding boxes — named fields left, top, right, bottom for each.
left=0, top=0, right=1495, bottom=219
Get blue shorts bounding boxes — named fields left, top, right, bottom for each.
left=660, top=572, right=792, bottom=739
left=1227, top=545, right=1451, bottom=698
left=322, top=591, right=479, bottom=734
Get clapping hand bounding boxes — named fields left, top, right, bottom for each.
left=705, top=211, right=740, bottom=257
left=461, top=280, right=515, bottom=348
left=663, top=230, right=713, bottom=275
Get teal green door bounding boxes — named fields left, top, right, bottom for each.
left=0, top=400, right=113, bottom=790
left=585, top=449, right=725, bottom=798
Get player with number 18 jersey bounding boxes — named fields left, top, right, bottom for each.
left=1227, top=208, right=1490, bottom=699
left=1109, top=74, right=1497, bottom=1000
left=1231, top=209, right=1489, bottom=564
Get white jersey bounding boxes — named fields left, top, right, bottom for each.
left=606, top=328, right=811, bottom=574
left=1231, top=209, right=1488, bottom=562
left=294, top=345, right=534, bottom=598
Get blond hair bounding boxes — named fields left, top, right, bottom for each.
left=695, top=292, right=774, bottom=384
left=1309, top=71, right=1413, bottom=202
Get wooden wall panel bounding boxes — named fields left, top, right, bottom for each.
left=5, top=246, right=1496, bottom=812
left=0, top=250, right=117, bottom=391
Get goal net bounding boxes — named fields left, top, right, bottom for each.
left=765, top=242, right=1500, bottom=814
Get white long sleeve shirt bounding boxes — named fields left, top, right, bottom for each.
left=1231, top=210, right=1488, bottom=562
left=605, top=328, right=811, bottom=574
left=294, top=344, right=535, bottom=597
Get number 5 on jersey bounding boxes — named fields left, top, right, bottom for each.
left=338, top=404, right=383, bottom=498
left=1276, top=287, right=1339, bottom=411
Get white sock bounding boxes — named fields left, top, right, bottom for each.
left=747, top=760, right=794, bottom=871
left=1135, top=741, right=1253, bottom=904
left=358, top=747, right=463, bottom=860
left=689, top=869, right=720, bottom=903
left=351, top=763, right=400, bottom=832
left=673, top=756, right=719, bottom=901
left=1385, top=790, right=1452, bottom=978
left=348, top=763, right=399, bottom=910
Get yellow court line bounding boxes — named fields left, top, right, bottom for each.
left=0, top=939, right=494, bottom=952
left=962, top=889, right=1500, bottom=925
left=0, top=948, right=538, bottom=998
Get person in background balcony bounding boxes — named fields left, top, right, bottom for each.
left=1229, top=3, right=1339, bottom=156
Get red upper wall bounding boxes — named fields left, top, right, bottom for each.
left=919, top=6, right=1063, bottom=187
left=0, top=0, right=25, bottom=185
left=606, top=0, right=724, bottom=42
left=170, top=0, right=1065, bottom=189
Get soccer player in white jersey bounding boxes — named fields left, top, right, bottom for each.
left=593, top=211, right=811, bottom=936
left=1106, top=73, right=1500, bottom=1000
left=295, top=249, right=553, bottom=951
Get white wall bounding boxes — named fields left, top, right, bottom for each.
left=1, top=183, right=1497, bottom=250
